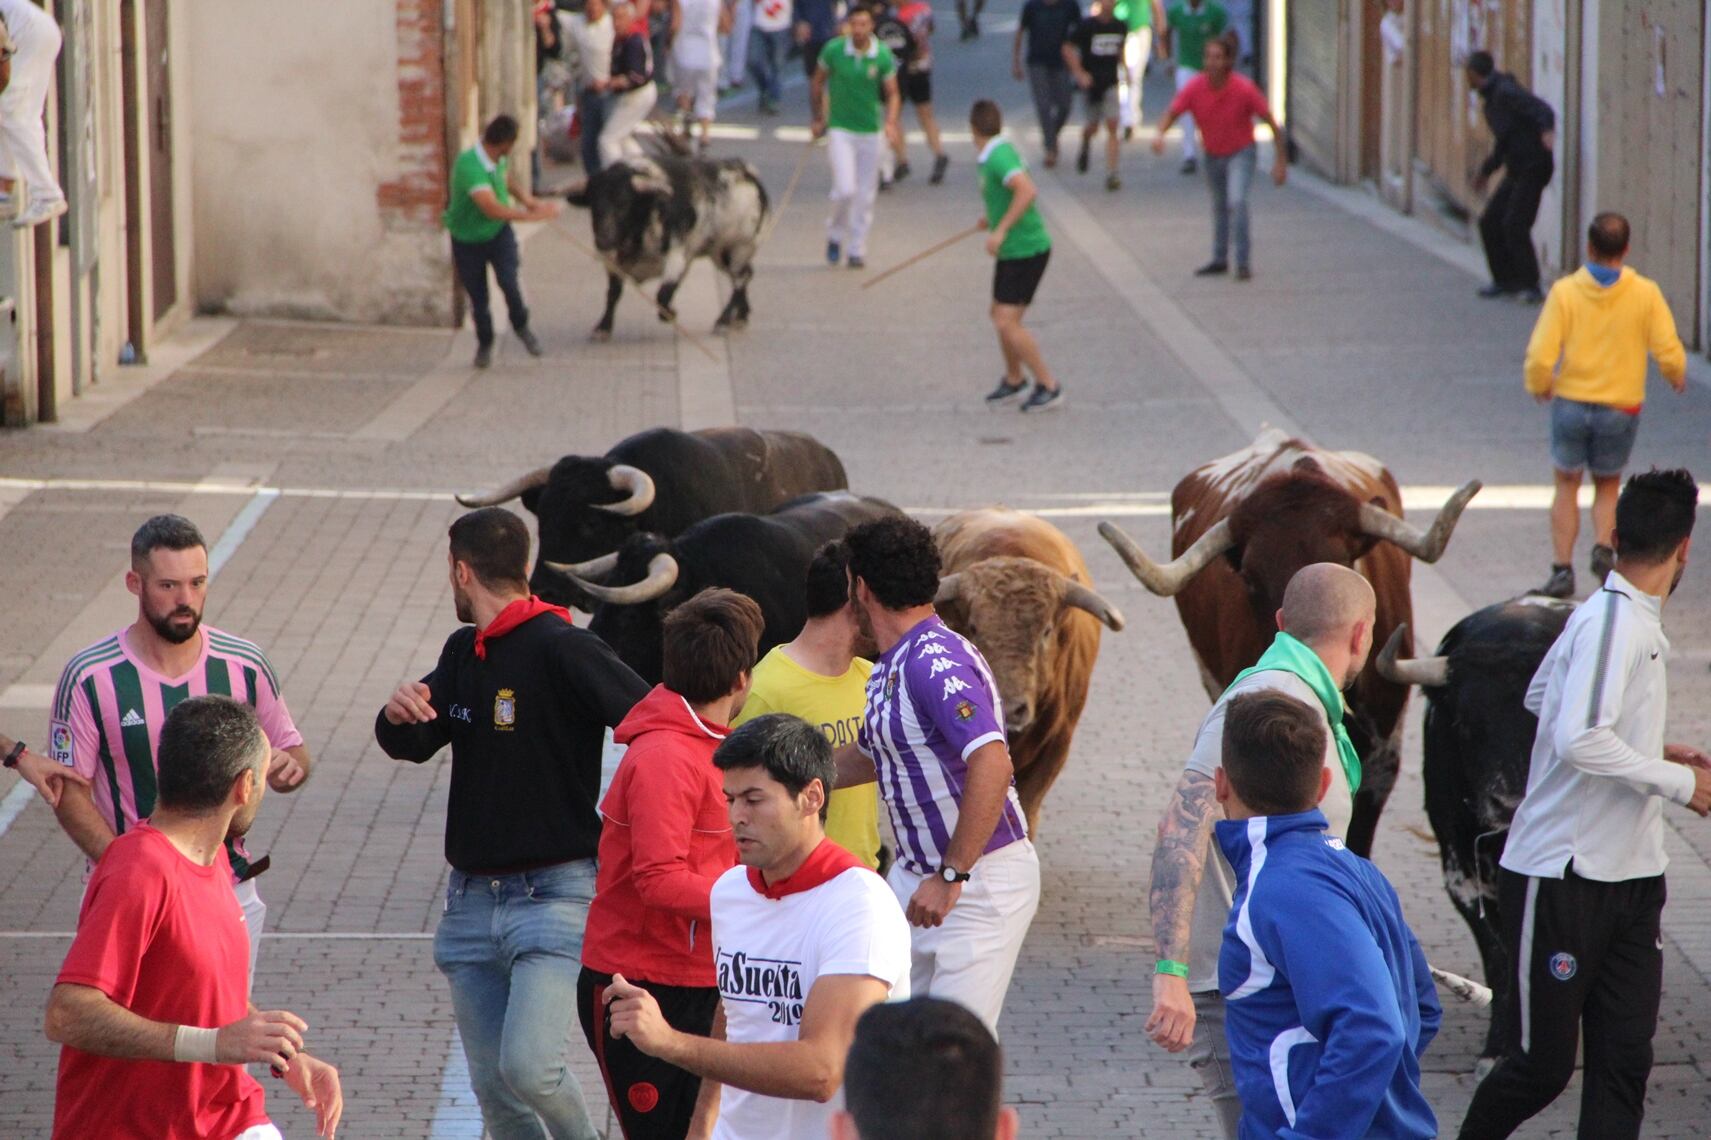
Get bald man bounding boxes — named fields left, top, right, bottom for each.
left=1142, top=562, right=1375, bottom=1140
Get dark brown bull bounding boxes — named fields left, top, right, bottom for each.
left=1098, top=428, right=1480, bottom=855
left=932, top=509, right=1125, bottom=832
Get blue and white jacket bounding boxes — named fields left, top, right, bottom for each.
left=1216, top=810, right=1441, bottom=1140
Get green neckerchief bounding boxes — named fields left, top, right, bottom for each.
left=1226, top=632, right=1362, bottom=794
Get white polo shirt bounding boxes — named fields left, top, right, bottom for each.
left=709, top=843, right=911, bottom=1140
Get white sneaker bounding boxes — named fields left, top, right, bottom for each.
left=13, top=198, right=67, bottom=229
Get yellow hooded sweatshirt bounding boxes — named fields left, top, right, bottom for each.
left=1523, top=266, right=1686, bottom=410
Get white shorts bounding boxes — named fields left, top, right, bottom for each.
left=675, top=65, right=719, bottom=120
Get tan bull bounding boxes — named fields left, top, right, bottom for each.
left=932, top=508, right=1125, bottom=832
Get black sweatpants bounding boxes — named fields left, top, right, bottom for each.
left=451, top=225, right=530, bottom=348
left=1478, top=159, right=1552, bottom=292
left=1457, top=867, right=1665, bottom=1140
left=578, top=966, right=720, bottom=1140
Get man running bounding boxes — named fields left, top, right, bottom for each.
left=1066, top=0, right=1128, bottom=191
left=1114, top=0, right=1164, bottom=139
left=50, top=514, right=313, bottom=983
left=896, top=0, right=950, bottom=184
left=811, top=4, right=902, bottom=270
left=45, top=696, right=344, bottom=1139
left=1161, top=0, right=1226, bottom=173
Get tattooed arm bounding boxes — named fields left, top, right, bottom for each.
left=1144, top=768, right=1219, bottom=1052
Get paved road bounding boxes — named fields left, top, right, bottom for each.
left=6, top=5, right=1711, bottom=1136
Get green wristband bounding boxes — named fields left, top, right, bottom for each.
left=1155, top=959, right=1190, bottom=979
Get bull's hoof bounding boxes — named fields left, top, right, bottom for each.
left=589, top=327, right=612, bottom=343
left=727, top=316, right=749, bottom=330
left=657, top=308, right=676, bottom=324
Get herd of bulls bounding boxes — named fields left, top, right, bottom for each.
left=458, top=423, right=1571, bottom=1067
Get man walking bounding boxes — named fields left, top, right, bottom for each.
left=1524, top=212, right=1686, bottom=599
left=0, top=0, right=66, bottom=227
left=375, top=506, right=649, bottom=1140
left=1161, top=0, right=1227, bottom=173
left=972, top=100, right=1064, bottom=414
left=604, top=714, right=912, bottom=1139
left=1214, top=690, right=1440, bottom=1140
left=732, top=542, right=883, bottom=868
left=834, top=997, right=1020, bottom=1140
left=747, top=0, right=791, bottom=113
left=898, top=0, right=950, bottom=183
left=563, top=0, right=616, bottom=174
left=1114, top=0, right=1165, bottom=140
left=1460, top=469, right=1711, bottom=1140
left=50, top=514, right=313, bottom=983
left=579, top=588, right=760, bottom=1140
left=1466, top=50, right=1555, bottom=302
left=834, top=516, right=1042, bottom=1033
left=45, top=697, right=344, bottom=1140
left=1013, top=0, right=1082, bottom=168
left=1152, top=35, right=1286, bottom=279
left=445, top=114, right=561, bottom=369
left=1066, top=0, right=1128, bottom=191
left=1144, top=563, right=1371, bottom=1138
left=811, top=4, right=901, bottom=270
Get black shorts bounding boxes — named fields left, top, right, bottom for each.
left=902, top=68, right=932, bottom=104
left=993, top=249, right=1050, bottom=306
left=578, top=967, right=721, bottom=1140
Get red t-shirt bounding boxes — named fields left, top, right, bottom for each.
left=53, top=825, right=269, bottom=1140
left=1168, top=72, right=1272, bottom=158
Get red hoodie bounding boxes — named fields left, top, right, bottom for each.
left=581, top=685, right=737, bottom=987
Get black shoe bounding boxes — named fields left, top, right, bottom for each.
left=984, top=377, right=1028, bottom=405
left=1020, top=384, right=1064, bottom=413
left=517, top=328, right=543, bottom=357
left=878, top=177, right=893, bottom=193
left=894, top=161, right=912, bottom=182
left=1590, top=544, right=1615, bottom=583
left=1477, top=283, right=1513, bottom=299
left=1235, top=266, right=1252, bottom=281
left=1516, top=287, right=1544, bottom=304
left=1179, top=157, right=1197, bottom=175
left=1194, top=260, right=1229, bottom=277
left=473, top=343, right=493, bottom=369
left=1535, top=564, right=1575, bottom=599
left=847, top=256, right=866, bottom=269
left=969, top=15, right=980, bottom=35
left=1076, top=142, right=1090, bottom=173
left=826, top=240, right=841, bottom=265
left=930, top=153, right=950, bottom=184
left=1123, top=126, right=1134, bottom=141
left=1105, top=173, right=1121, bottom=191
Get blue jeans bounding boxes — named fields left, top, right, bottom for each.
left=450, top=226, right=529, bottom=348
left=748, top=28, right=789, bottom=104
left=577, top=87, right=607, bottom=175
left=1205, top=145, right=1257, bottom=269
left=435, top=861, right=600, bottom=1140
left=1550, top=397, right=1640, bottom=477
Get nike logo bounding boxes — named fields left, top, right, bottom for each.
left=119, top=709, right=145, bottom=728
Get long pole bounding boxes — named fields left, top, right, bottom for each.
left=859, top=224, right=984, bottom=290
left=554, top=222, right=724, bottom=364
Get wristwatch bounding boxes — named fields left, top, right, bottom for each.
left=938, top=864, right=971, bottom=884
left=2, top=740, right=25, bottom=770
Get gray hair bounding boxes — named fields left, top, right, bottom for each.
left=156, top=696, right=269, bottom=813
left=713, top=714, right=835, bottom=821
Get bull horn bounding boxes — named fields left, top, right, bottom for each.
left=1060, top=578, right=1126, bottom=631
left=552, top=552, right=679, bottom=605
left=1375, top=624, right=1449, bottom=687
left=1357, top=480, right=1483, bottom=563
left=455, top=465, right=552, bottom=508
left=541, top=551, right=621, bottom=580
left=1098, top=519, right=1234, bottom=598
left=933, top=574, right=961, bottom=605
left=593, top=465, right=657, bottom=517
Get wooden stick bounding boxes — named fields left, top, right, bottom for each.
left=554, top=222, right=724, bottom=364
left=860, top=224, right=984, bottom=290
left=757, top=139, right=818, bottom=247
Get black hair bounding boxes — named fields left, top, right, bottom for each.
left=844, top=997, right=1003, bottom=1140
left=1615, top=468, right=1698, bottom=565
left=845, top=516, right=941, bottom=610
left=131, top=514, right=206, bottom=572
left=448, top=507, right=532, bottom=590
left=713, top=714, right=835, bottom=821
left=484, top=114, right=521, bottom=147
left=1588, top=212, right=1631, bottom=260
left=156, top=696, right=268, bottom=813
left=804, top=540, right=853, bottom=619
left=1220, top=690, right=1328, bottom=816
left=1466, top=50, right=1495, bottom=78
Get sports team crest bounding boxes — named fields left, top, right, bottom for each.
left=494, top=688, right=517, bottom=730
left=955, top=699, right=975, bottom=722
left=1549, top=952, right=1577, bottom=981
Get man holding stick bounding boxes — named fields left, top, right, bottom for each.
left=811, top=4, right=902, bottom=270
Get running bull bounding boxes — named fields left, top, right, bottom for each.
left=1377, top=597, right=1575, bottom=1067
left=567, top=156, right=767, bottom=338
left=932, top=508, right=1125, bottom=831
left=547, top=492, right=900, bottom=684
left=455, top=427, right=847, bottom=609
left=1097, top=427, right=1481, bottom=857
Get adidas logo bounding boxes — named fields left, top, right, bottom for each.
left=119, top=709, right=145, bottom=728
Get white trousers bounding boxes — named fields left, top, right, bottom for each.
left=599, top=84, right=659, bottom=167
left=0, top=12, right=63, bottom=203
left=1174, top=64, right=1200, bottom=159
left=886, top=838, right=1041, bottom=1036
left=1119, top=28, right=1152, bottom=130
left=826, top=128, right=882, bottom=258
left=235, top=877, right=268, bottom=991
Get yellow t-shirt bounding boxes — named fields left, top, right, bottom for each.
left=732, top=645, right=881, bottom=869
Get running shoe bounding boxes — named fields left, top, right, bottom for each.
left=1020, top=385, right=1064, bottom=413
left=1076, top=141, right=1090, bottom=173
left=1194, top=260, right=1229, bottom=276
left=1179, top=157, right=1197, bottom=175
left=518, top=328, right=544, bottom=357
left=894, top=161, right=912, bottom=182
left=826, top=240, right=841, bottom=265
left=984, top=377, right=1027, bottom=405
left=847, top=256, right=866, bottom=269
left=930, top=153, right=950, bottom=184
left=1105, top=173, right=1120, bottom=191
left=1234, top=266, right=1252, bottom=281
left=473, top=343, right=494, bottom=369
left=1476, top=283, right=1512, bottom=299
left=1534, top=564, right=1574, bottom=599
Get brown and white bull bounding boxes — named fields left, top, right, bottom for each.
left=1097, top=427, right=1481, bottom=856
left=931, top=508, right=1126, bottom=831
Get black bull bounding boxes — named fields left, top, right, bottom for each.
left=555, top=492, right=900, bottom=684
left=1379, top=596, right=1575, bottom=1063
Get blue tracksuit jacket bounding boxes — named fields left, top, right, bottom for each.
left=1215, top=809, right=1441, bottom=1139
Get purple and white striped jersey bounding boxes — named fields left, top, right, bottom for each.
left=857, top=615, right=1028, bottom=874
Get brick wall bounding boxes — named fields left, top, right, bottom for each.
left=377, top=0, right=447, bottom=225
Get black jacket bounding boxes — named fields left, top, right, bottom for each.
left=1477, top=71, right=1555, bottom=179
left=375, top=614, right=648, bottom=874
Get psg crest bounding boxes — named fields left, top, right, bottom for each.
left=1548, top=952, right=1577, bottom=982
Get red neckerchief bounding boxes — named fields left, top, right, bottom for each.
left=747, top=838, right=866, bottom=900
left=475, top=596, right=572, bottom=660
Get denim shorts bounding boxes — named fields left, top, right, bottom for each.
left=1550, top=397, right=1640, bottom=477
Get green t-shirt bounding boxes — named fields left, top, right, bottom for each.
left=443, top=146, right=510, bottom=244
left=819, top=36, right=896, bottom=135
left=978, top=138, right=1051, bottom=261
left=1114, top=0, right=1154, bottom=32
left=1167, top=0, right=1227, bottom=68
